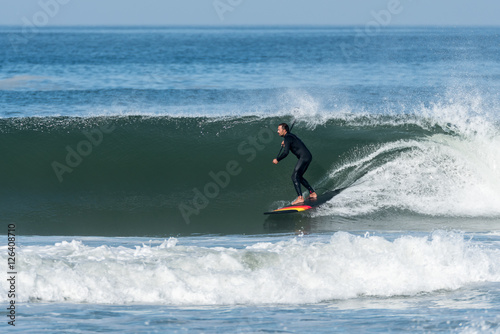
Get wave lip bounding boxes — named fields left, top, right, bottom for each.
left=1, top=231, right=499, bottom=305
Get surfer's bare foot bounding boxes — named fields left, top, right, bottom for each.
left=292, top=196, right=304, bottom=205
left=309, top=192, right=318, bottom=200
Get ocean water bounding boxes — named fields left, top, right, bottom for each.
left=1, top=26, right=500, bottom=333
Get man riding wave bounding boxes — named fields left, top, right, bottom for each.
left=272, top=123, right=317, bottom=205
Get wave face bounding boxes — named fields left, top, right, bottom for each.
left=1, top=231, right=499, bottom=305
left=3, top=97, right=500, bottom=236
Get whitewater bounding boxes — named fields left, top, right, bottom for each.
left=2, top=231, right=500, bottom=305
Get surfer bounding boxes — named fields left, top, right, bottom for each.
left=273, top=123, right=317, bottom=205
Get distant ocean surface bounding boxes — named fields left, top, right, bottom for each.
left=1, top=26, right=500, bottom=333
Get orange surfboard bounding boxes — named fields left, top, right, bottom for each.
left=264, top=188, right=346, bottom=215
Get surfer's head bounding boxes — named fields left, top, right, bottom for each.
left=277, top=123, right=289, bottom=136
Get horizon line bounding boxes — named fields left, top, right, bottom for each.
left=1, top=23, right=499, bottom=28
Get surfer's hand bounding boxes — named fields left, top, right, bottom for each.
left=273, top=159, right=278, bottom=164
left=281, top=141, right=284, bottom=146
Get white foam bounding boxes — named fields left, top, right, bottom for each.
left=316, top=91, right=500, bottom=218
left=320, top=134, right=500, bottom=217
left=1, top=232, right=499, bottom=305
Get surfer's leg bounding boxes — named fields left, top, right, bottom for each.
left=296, top=158, right=316, bottom=196
left=300, top=176, right=315, bottom=195
left=292, top=158, right=315, bottom=198
left=291, top=165, right=303, bottom=197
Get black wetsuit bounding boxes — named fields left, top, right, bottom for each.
left=276, top=133, right=315, bottom=197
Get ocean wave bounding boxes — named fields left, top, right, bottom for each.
left=1, top=231, right=499, bottom=305
left=2, top=100, right=500, bottom=235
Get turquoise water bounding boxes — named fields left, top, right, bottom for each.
left=1, top=26, right=500, bottom=332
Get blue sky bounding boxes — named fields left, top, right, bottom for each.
left=1, top=0, right=499, bottom=26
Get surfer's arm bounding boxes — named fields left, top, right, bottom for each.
left=276, top=138, right=291, bottom=162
